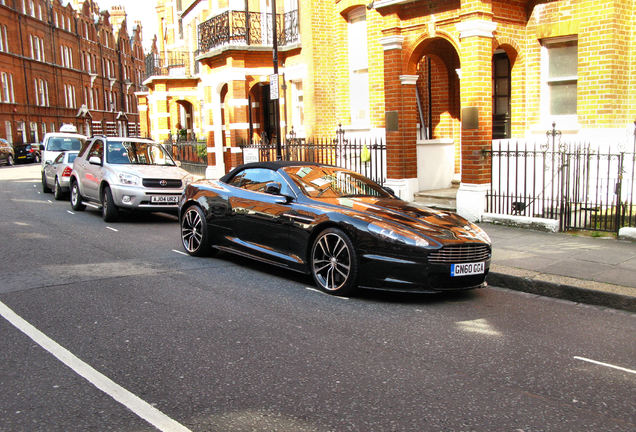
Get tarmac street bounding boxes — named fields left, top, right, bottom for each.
left=0, top=164, right=635, bottom=432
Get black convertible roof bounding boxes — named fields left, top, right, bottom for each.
left=220, top=160, right=326, bottom=183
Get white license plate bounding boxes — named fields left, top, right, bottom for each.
left=150, top=195, right=179, bottom=204
left=451, top=262, right=485, bottom=277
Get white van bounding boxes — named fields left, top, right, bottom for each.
left=41, top=127, right=87, bottom=167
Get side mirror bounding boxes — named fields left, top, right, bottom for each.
left=264, top=181, right=282, bottom=195
left=88, top=156, right=102, bottom=165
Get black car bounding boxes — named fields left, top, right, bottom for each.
left=179, top=162, right=492, bottom=296
left=0, top=138, right=14, bottom=166
left=13, top=143, right=42, bottom=164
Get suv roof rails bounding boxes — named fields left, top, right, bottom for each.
left=90, top=134, right=107, bottom=139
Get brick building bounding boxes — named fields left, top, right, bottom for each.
left=139, top=0, right=636, bottom=220
left=0, top=0, right=146, bottom=145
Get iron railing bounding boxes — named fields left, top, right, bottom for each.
left=484, top=124, right=636, bottom=233
left=144, top=51, right=194, bottom=81
left=241, top=127, right=386, bottom=186
left=163, top=137, right=208, bottom=177
left=198, top=9, right=299, bottom=53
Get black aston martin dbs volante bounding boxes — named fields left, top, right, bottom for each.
left=179, top=161, right=491, bottom=296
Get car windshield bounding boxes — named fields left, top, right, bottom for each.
left=283, top=166, right=391, bottom=199
left=106, top=141, right=176, bottom=166
left=46, top=137, right=85, bottom=151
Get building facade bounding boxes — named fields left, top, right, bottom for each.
left=0, top=0, right=146, bottom=145
left=139, top=0, right=636, bottom=220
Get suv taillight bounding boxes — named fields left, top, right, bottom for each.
left=62, top=167, right=72, bottom=177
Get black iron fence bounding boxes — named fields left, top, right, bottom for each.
left=241, top=128, right=387, bottom=185
left=484, top=125, right=636, bottom=233
left=144, top=51, right=194, bottom=81
left=163, top=138, right=207, bottom=177
left=198, top=9, right=299, bottom=53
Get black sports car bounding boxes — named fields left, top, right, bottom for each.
left=179, top=161, right=491, bottom=296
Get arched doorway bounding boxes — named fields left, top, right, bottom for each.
left=176, top=100, right=194, bottom=140
left=248, top=82, right=277, bottom=144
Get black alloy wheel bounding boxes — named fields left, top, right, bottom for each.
left=42, top=172, right=51, bottom=193
left=311, top=228, right=357, bottom=296
left=70, top=181, right=85, bottom=211
left=101, top=186, right=119, bottom=222
left=53, top=178, right=63, bottom=200
left=181, top=206, right=211, bottom=257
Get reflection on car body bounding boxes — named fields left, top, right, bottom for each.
left=179, top=161, right=492, bottom=296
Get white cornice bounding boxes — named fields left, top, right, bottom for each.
left=373, top=0, right=418, bottom=9
left=456, top=20, right=497, bottom=39
left=379, top=35, right=405, bottom=51
left=400, top=75, right=418, bottom=85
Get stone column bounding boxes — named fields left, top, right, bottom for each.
left=456, top=19, right=497, bottom=221
left=381, top=35, right=419, bottom=201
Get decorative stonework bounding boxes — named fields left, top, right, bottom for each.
left=379, top=35, right=405, bottom=51
left=456, top=20, right=497, bottom=39
left=399, top=75, right=418, bottom=86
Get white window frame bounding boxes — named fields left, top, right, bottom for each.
left=0, top=24, right=8, bottom=52
left=2, top=72, right=13, bottom=103
left=541, top=36, right=578, bottom=128
left=347, top=7, right=370, bottom=127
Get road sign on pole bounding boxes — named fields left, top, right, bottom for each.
left=270, top=74, right=279, bottom=100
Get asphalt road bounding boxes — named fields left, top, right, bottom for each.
left=1, top=163, right=635, bottom=432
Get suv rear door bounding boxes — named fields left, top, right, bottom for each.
left=78, top=139, right=105, bottom=201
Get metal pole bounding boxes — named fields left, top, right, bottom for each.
left=271, top=0, right=282, bottom=160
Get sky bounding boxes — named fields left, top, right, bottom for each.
left=65, top=0, right=159, bottom=53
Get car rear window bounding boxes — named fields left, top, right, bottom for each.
left=46, top=137, right=84, bottom=151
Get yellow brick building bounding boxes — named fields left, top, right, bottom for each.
left=138, top=0, right=636, bottom=220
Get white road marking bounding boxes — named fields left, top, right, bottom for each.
left=172, top=249, right=188, bottom=256
left=106, top=227, right=118, bottom=232
left=305, top=287, right=349, bottom=300
left=47, top=200, right=52, bottom=204
left=574, top=356, right=636, bottom=375
left=0, top=300, right=192, bottom=432
left=456, top=318, right=502, bottom=336
left=67, top=210, right=75, bottom=215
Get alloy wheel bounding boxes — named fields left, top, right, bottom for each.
left=181, top=206, right=205, bottom=255
left=312, top=231, right=353, bottom=292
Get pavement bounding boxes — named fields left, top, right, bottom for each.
left=479, top=222, right=636, bottom=313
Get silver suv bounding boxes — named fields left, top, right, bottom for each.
left=69, top=136, right=196, bottom=221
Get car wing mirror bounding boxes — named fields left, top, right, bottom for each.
left=265, top=181, right=282, bottom=195
left=88, top=156, right=102, bottom=165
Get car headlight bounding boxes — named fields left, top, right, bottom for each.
left=368, top=222, right=429, bottom=247
left=118, top=172, right=141, bottom=186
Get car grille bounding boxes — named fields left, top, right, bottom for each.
left=428, top=244, right=491, bottom=264
left=142, top=179, right=182, bottom=188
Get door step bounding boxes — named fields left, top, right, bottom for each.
left=413, top=187, right=457, bottom=212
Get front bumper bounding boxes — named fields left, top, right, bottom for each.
left=357, top=252, right=490, bottom=293
left=110, top=184, right=184, bottom=212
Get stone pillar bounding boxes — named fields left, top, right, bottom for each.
left=456, top=18, right=497, bottom=221
left=381, top=35, right=419, bottom=201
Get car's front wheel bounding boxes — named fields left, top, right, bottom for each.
left=181, top=205, right=212, bottom=257
left=311, top=228, right=357, bottom=296
left=70, top=181, right=85, bottom=211
left=7, top=155, right=14, bottom=166
left=101, top=186, right=119, bottom=222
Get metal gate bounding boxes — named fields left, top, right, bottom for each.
left=485, top=124, right=636, bottom=233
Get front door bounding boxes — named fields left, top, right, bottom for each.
left=492, top=52, right=511, bottom=139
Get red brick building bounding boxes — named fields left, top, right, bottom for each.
left=0, top=0, right=146, bottom=145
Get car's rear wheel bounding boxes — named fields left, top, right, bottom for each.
left=181, top=205, right=212, bottom=257
left=53, top=178, right=64, bottom=200
left=42, top=172, right=51, bottom=193
left=70, top=181, right=85, bottom=211
left=102, top=186, right=119, bottom=222
left=7, top=155, right=14, bottom=166
left=311, top=228, right=357, bottom=296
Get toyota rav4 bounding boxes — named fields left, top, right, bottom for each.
left=69, top=136, right=196, bottom=222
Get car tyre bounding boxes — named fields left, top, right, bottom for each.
left=7, top=155, right=14, bottom=166
left=102, top=186, right=119, bottom=222
left=42, top=172, right=51, bottom=193
left=70, top=181, right=85, bottom=211
left=53, top=178, right=64, bottom=200
left=34, top=154, right=41, bottom=163
left=181, top=205, right=212, bottom=257
left=311, top=228, right=358, bottom=296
